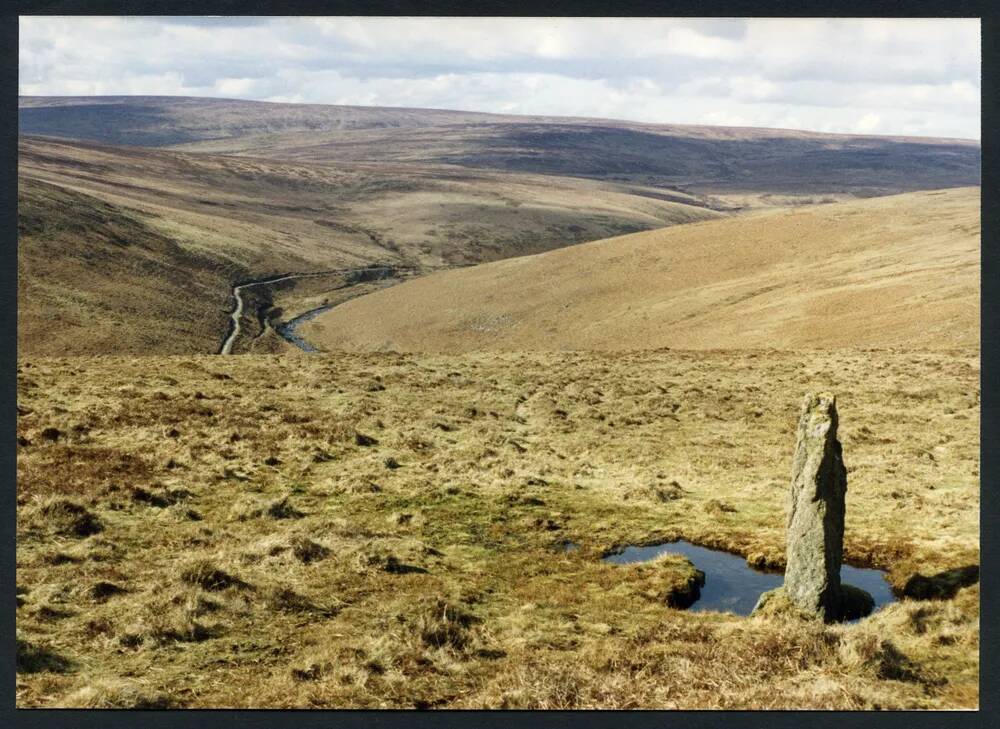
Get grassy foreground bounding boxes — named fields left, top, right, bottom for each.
left=16, top=349, right=979, bottom=708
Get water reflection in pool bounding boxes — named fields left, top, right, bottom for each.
left=603, top=540, right=895, bottom=618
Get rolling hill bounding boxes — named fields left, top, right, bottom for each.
left=17, top=178, right=236, bottom=356
left=300, top=187, right=981, bottom=352
left=18, top=135, right=721, bottom=355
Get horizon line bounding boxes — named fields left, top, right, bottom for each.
left=17, top=93, right=982, bottom=145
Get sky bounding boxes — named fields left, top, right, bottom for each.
left=19, top=16, right=981, bottom=139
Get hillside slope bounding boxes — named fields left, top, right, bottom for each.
left=18, top=178, right=233, bottom=356
left=303, top=188, right=980, bottom=352
left=22, top=136, right=719, bottom=270
left=177, top=122, right=981, bottom=204
left=18, top=136, right=721, bottom=355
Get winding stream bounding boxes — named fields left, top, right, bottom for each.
left=275, top=304, right=338, bottom=353
left=218, top=266, right=400, bottom=355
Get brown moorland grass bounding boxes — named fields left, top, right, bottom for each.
left=304, top=188, right=980, bottom=353
left=16, top=349, right=978, bottom=708
left=17, top=178, right=235, bottom=357
left=20, top=136, right=720, bottom=272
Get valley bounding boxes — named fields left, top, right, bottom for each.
left=17, top=132, right=723, bottom=355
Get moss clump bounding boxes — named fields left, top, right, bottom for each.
left=752, top=584, right=874, bottom=623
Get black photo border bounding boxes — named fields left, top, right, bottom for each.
left=1, top=2, right=993, bottom=727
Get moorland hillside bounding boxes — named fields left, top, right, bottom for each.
left=304, top=188, right=980, bottom=352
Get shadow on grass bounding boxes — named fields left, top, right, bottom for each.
left=386, top=557, right=429, bottom=575
left=16, top=638, right=74, bottom=674
left=902, top=565, right=979, bottom=600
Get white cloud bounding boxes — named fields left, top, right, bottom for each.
left=662, top=26, right=744, bottom=60
left=18, top=16, right=981, bottom=139
left=854, top=113, right=883, bottom=134
left=215, top=77, right=259, bottom=97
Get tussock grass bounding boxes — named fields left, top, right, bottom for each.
left=16, top=349, right=978, bottom=708
left=289, top=536, right=331, bottom=564
left=28, top=498, right=103, bottom=538
left=180, top=560, right=249, bottom=592
left=62, top=679, right=176, bottom=709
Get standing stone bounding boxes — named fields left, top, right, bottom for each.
left=784, top=392, right=847, bottom=619
left=752, top=392, right=874, bottom=622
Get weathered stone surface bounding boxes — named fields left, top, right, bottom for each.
left=751, top=392, right=874, bottom=622
left=784, top=392, right=848, bottom=619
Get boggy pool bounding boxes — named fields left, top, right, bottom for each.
left=600, top=540, right=896, bottom=618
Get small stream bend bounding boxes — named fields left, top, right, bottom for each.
left=218, top=265, right=400, bottom=355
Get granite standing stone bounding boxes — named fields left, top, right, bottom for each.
left=752, top=392, right=874, bottom=622
left=784, top=392, right=847, bottom=618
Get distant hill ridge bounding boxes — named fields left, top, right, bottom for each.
left=18, top=95, right=979, bottom=147
left=19, top=96, right=980, bottom=198
left=16, top=97, right=982, bottom=356
left=18, top=95, right=516, bottom=147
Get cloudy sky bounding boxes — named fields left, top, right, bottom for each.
left=19, top=16, right=981, bottom=139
